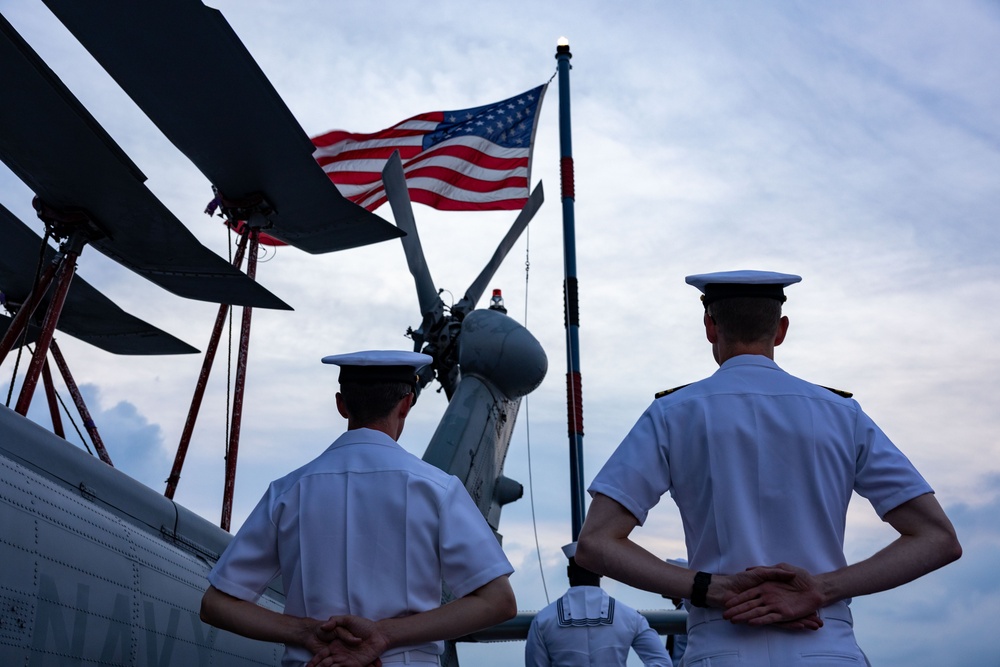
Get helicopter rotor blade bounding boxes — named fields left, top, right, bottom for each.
left=0, top=203, right=199, bottom=356
left=456, top=181, right=544, bottom=315
left=382, top=152, right=443, bottom=319
left=0, top=14, right=290, bottom=310
left=41, top=0, right=401, bottom=254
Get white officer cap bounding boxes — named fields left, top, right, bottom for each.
left=321, top=350, right=432, bottom=386
left=685, top=270, right=801, bottom=306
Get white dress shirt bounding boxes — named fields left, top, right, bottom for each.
left=589, top=355, right=932, bottom=665
left=210, top=428, right=513, bottom=666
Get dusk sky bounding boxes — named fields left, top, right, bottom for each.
left=1, top=1, right=998, bottom=664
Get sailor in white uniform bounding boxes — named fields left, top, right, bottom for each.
left=525, top=543, right=672, bottom=667
left=576, top=271, right=961, bottom=666
left=201, top=350, right=516, bottom=667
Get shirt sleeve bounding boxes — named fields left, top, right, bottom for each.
left=524, top=617, right=551, bottom=667
left=852, top=406, right=934, bottom=519
left=207, top=488, right=281, bottom=602
left=618, top=603, right=674, bottom=667
left=438, top=477, right=514, bottom=599
left=629, top=611, right=673, bottom=666
left=588, top=404, right=671, bottom=526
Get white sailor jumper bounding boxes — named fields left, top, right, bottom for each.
left=525, top=586, right=672, bottom=666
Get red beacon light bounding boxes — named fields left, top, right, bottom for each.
left=488, top=288, right=507, bottom=314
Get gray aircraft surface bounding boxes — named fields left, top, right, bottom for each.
left=0, top=1, right=551, bottom=664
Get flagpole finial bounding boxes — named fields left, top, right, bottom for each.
left=556, top=36, right=571, bottom=57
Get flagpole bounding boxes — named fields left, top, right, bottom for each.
left=556, top=38, right=586, bottom=542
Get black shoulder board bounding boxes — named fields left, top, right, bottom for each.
left=655, top=384, right=690, bottom=399
left=821, top=385, right=853, bottom=398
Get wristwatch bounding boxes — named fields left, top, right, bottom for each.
left=691, top=571, right=712, bottom=608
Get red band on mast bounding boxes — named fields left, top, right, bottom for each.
left=560, top=156, right=575, bottom=200
left=566, top=371, right=584, bottom=435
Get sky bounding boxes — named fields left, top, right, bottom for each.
left=1, top=1, right=999, bottom=664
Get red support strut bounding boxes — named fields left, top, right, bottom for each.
left=50, top=340, right=112, bottom=466
left=15, top=247, right=80, bottom=416
left=41, top=358, right=65, bottom=438
left=220, top=228, right=259, bottom=532
left=0, top=259, right=60, bottom=366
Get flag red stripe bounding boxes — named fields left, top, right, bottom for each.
left=401, top=165, right=527, bottom=193
left=323, top=157, right=529, bottom=189
left=359, top=190, right=527, bottom=212
left=315, top=144, right=424, bottom=168
left=317, top=137, right=529, bottom=171
left=334, top=163, right=527, bottom=197
left=322, top=142, right=530, bottom=191
left=353, top=179, right=528, bottom=209
left=412, top=189, right=526, bottom=211
left=311, top=112, right=442, bottom=146
left=404, top=142, right=529, bottom=171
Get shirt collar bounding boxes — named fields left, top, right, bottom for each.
left=327, top=427, right=401, bottom=451
left=717, top=354, right=782, bottom=372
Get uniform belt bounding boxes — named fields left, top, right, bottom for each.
left=687, top=599, right=853, bottom=628
left=379, top=649, right=440, bottom=664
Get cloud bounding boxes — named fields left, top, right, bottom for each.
left=852, top=476, right=1000, bottom=664
left=1, top=375, right=171, bottom=490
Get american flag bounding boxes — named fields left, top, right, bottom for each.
left=311, top=84, right=547, bottom=212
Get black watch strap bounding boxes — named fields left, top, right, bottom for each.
left=691, top=571, right=712, bottom=608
